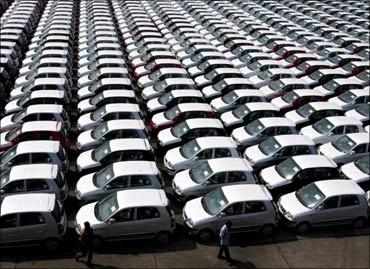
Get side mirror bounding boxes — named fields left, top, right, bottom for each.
left=104, top=184, right=112, bottom=190
left=257, top=133, right=262, bottom=138
left=0, top=189, right=5, bottom=194
left=193, top=156, right=199, bottom=161
left=203, top=180, right=211, bottom=186
left=217, top=212, right=226, bottom=218
left=350, top=151, right=355, bottom=155
left=7, top=161, right=13, bottom=166
left=107, top=218, right=116, bottom=224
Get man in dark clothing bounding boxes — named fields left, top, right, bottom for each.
left=217, top=221, right=232, bottom=264
left=76, top=221, right=94, bottom=266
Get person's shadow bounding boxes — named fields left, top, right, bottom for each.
left=229, top=258, right=256, bottom=269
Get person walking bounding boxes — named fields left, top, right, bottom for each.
left=76, top=221, right=94, bottom=266
left=217, top=221, right=232, bottom=264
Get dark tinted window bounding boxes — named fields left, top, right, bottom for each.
left=245, top=201, right=266, bottom=213
left=214, top=148, right=232, bottom=158
left=2, top=181, right=24, bottom=193
left=136, top=207, right=160, bottom=220
left=26, top=179, right=49, bottom=191
left=114, top=208, right=134, bottom=222
left=340, top=195, right=360, bottom=207
left=19, top=213, right=45, bottom=226
left=321, top=196, right=339, bottom=209
left=0, top=214, right=17, bottom=228
left=130, top=175, right=151, bottom=187
left=224, top=202, right=244, bottom=215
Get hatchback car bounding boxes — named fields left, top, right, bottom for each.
left=328, top=89, right=369, bottom=111
left=339, top=156, right=369, bottom=191
left=345, top=104, right=370, bottom=125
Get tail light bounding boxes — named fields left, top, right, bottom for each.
left=57, top=223, right=64, bottom=234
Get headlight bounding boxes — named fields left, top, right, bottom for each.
left=77, top=165, right=82, bottom=172
left=284, top=212, right=294, bottom=221
left=76, top=142, right=82, bottom=149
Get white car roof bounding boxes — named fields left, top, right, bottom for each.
left=116, top=189, right=167, bottom=209
left=275, top=134, right=315, bottom=146
left=108, top=138, right=151, bottom=151
left=184, top=118, right=224, bottom=129
left=96, top=67, right=128, bottom=74
left=20, top=121, right=62, bottom=133
left=15, top=140, right=60, bottom=155
left=151, top=58, right=181, bottom=65
left=152, top=68, right=187, bottom=74
left=7, top=164, right=58, bottom=182
left=326, top=116, right=363, bottom=126
left=100, top=90, right=135, bottom=98
left=195, top=136, right=237, bottom=149
left=202, top=59, right=233, bottom=65
left=291, top=155, right=337, bottom=169
left=177, top=103, right=212, bottom=112
left=162, top=78, right=195, bottom=85
left=222, top=184, right=273, bottom=203
left=26, top=104, right=63, bottom=114
left=99, top=77, right=131, bottom=85
left=112, top=161, right=158, bottom=176
left=103, top=103, right=140, bottom=113
left=315, top=179, right=364, bottom=197
left=209, top=68, right=242, bottom=74
left=267, top=68, right=297, bottom=75
left=316, top=68, right=348, bottom=75
left=278, top=78, right=311, bottom=85
left=344, top=132, right=370, bottom=144
left=0, top=193, right=56, bottom=216
left=258, top=117, right=296, bottom=127
left=169, top=89, right=203, bottom=98
left=343, top=88, right=369, bottom=97
left=308, top=102, right=343, bottom=111
left=291, top=89, right=326, bottom=97
left=106, top=119, right=145, bottom=130
left=220, top=78, right=254, bottom=85
left=254, top=60, right=282, bottom=65
left=331, top=78, right=363, bottom=85
left=245, top=102, right=279, bottom=111
left=208, top=158, right=253, bottom=173
left=232, top=89, right=266, bottom=97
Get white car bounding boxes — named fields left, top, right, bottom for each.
left=76, top=138, right=154, bottom=173
left=259, top=155, right=338, bottom=196
left=0, top=164, right=68, bottom=201
left=141, top=78, right=196, bottom=100
left=259, top=78, right=311, bottom=100
left=345, top=104, right=369, bottom=124
left=318, top=133, right=370, bottom=165
left=313, top=78, right=364, bottom=97
left=328, top=88, right=369, bottom=111
left=300, top=116, right=365, bottom=145
left=76, top=119, right=147, bottom=151
left=278, top=180, right=369, bottom=233
left=78, top=67, right=129, bottom=88
left=77, top=78, right=132, bottom=100
left=133, top=58, right=182, bottom=78
left=339, top=156, right=369, bottom=191
left=248, top=68, right=297, bottom=88
left=75, top=161, right=163, bottom=203
left=231, top=117, right=297, bottom=148
left=157, top=118, right=226, bottom=148
left=210, top=90, right=267, bottom=114
left=0, top=193, right=67, bottom=250
left=75, top=189, right=175, bottom=245
left=172, top=158, right=256, bottom=201
left=202, top=77, right=255, bottom=100
left=164, top=136, right=240, bottom=175
left=77, top=103, right=142, bottom=131
left=182, top=184, right=277, bottom=241
left=137, top=68, right=188, bottom=88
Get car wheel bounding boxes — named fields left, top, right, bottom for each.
left=155, top=231, right=171, bottom=244
left=198, top=229, right=213, bottom=241
left=296, top=222, right=311, bottom=234
left=352, top=217, right=366, bottom=229
left=260, top=224, right=275, bottom=236
left=93, top=236, right=104, bottom=249
left=44, top=238, right=59, bottom=251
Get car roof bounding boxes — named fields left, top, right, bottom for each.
left=177, top=103, right=212, bottom=111
left=116, top=189, right=167, bottom=208
left=184, top=118, right=224, bottom=129
left=101, top=90, right=135, bottom=98
left=196, top=136, right=237, bottom=149
left=99, top=77, right=131, bottom=85
left=343, top=89, right=369, bottom=97
left=275, top=134, right=315, bottom=146
left=222, top=184, right=273, bottom=203
left=258, top=117, right=296, bottom=127
left=245, top=102, right=279, bottom=111
left=292, top=155, right=337, bottom=169
left=112, top=161, right=158, bottom=176
left=30, top=90, right=66, bottom=99
left=268, top=68, right=297, bottom=75
left=162, top=78, right=195, bottom=85
left=15, top=140, right=60, bottom=154
left=151, top=58, right=181, bottom=65
left=292, top=89, right=326, bottom=97
left=106, top=119, right=145, bottom=130
left=7, top=164, right=58, bottom=181
left=331, top=78, right=363, bottom=85
left=233, top=89, right=266, bottom=97
left=279, top=78, right=311, bottom=85
left=208, top=157, right=253, bottom=173
left=220, top=78, right=253, bottom=85
left=108, top=138, right=151, bottom=151
left=170, top=89, right=203, bottom=98
left=315, top=179, right=364, bottom=197
left=344, top=132, right=370, bottom=144
left=326, top=116, right=363, bottom=126
left=309, top=102, right=343, bottom=110
left=26, top=104, right=63, bottom=114
left=20, top=121, right=62, bottom=133
left=0, top=193, right=56, bottom=216
left=103, top=103, right=140, bottom=112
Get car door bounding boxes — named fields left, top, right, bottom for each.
left=219, top=202, right=245, bottom=232
left=203, top=172, right=228, bottom=195
left=105, top=208, right=135, bottom=240
left=107, top=176, right=129, bottom=193
left=237, top=201, right=268, bottom=231
left=134, top=207, right=161, bottom=238
left=336, top=195, right=363, bottom=223
left=312, top=196, right=340, bottom=225
left=0, top=213, right=18, bottom=243
left=328, top=126, right=345, bottom=143
left=1, top=180, right=25, bottom=195
left=17, top=212, right=47, bottom=242
left=10, top=153, right=31, bottom=166
left=129, top=175, right=152, bottom=189
left=25, top=179, right=50, bottom=194
left=31, top=153, right=53, bottom=165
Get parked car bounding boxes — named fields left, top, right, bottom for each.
left=329, top=89, right=369, bottom=111
left=278, top=179, right=368, bottom=233
left=345, top=104, right=370, bottom=125
left=182, top=184, right=277, bottom=241
left=260, top=78, right=311, bottom=100
left=339, top=156, right=369, bottom=191
left=74, top=189, right=175, bottom=245
left=141, top=78, right=196, bottom=100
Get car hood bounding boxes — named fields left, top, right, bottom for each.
left=137, top=75, right=151, bottom=88
left=77, top=150, right=99, bottom=171
left=152, top=112, right=171, bottom=127
left=141, top=86, right=157, bottom=99
left=165, top=147, right=189, bottom=169
left=328, top=96, right=348, bottom=109
left=300, top=126, right=322, bottom=143
left=249, top=75, right=263, bottom=86
left=245, top=145, right=270, bottom=164
left=260, top=166, right=289, bottom=188
left=173, top=169, right=200, bottom=194
left=0, top=115, right=15, bottom=132
left=77, top=86, right=92, bottom=99
left=9, top=86, right=25, bottom=100
left=271, top=97, right=290, bottom=110
left=158, top=128, right=180, bottom=146
left=0, top=132, right=12, bottom=149
left=77, top=130, right=96, bottom=149
left=188, top=66, right=202, bottom=77
left=340, top=162, right=369, bottom=183
left=220, top=111, right=241, bottom=127
left=260, top=85, right=276, bottom=98
left=279, top=192, right=310, bottom=217
left=75, top=202, right=103, bottom=230
left=202, top=85, right=219, bottom=99
left=318, top=143, right=343, bottom=160
left=211, top=97, right=228, bottom=112
left=77, top=99, right=94, bottom=113
left=285, top=110, right=307, bottom=125
left=194, top=75, right=208, bottom=86
left=146, top=98, right=164, bottom=113
left=183, top=197, right=213, bottom=226
left=4, top=100, right=21, bottom=114
left=76, top=173, right=99, bottom=199
left=231, top=126, right=250, bottom=144
left=77, top=113, right=95, bottom=131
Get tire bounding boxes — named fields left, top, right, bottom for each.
left=198, top=229, right=213, bottom=242
left=155, top=231, right=171, bottom=244
left=296, top=222, right=311, bottom=234
left=44, top=238, right=59, bottom=251
left=260, top=224, right=275, bottom=236
left=93, top=236, right=104, bottom=249
left=352, top=217, right=366, bottom=229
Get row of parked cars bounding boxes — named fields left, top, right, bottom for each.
left=1, top=0, right=369, bottom=251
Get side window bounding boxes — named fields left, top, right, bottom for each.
left=340, top=195, right=360, bottom=207
left=26, top=179, right=49, bottom=191
left=245, top=201, right=266, bottom=213
left=197, top=149, right=213, bottom=159
left=263, top=127, right=275, bottom=136
left=102, top=112, right=116, bottom=121
left=19, top=213, right=45, bottom=226
left=280, top=146, right=294, bottom=156
left=31, top=153, right=51, bottom=163
left=38, top=114, right=56, bottom=121
left=109, top=176, right=129, bottom=189
left=321, top=196, right=339, bottom=209
left=295, top=146, right=311, bottom=155
left=2, top=181, right=25, bottom=193
left=209, top=172, right=227, bottom=184
left=277, top=127, right=293, bottom=135
left=214, top=148, right=232, bottom=158
left=104, top=130, right=121, bottom=140
left=316, top=168, right=336, bottom=179
left=354, top=144, right=367, bottom=153
left=122, top=130, right=140, bottom=138
left=12, top=154, right=30, bottom=164
left=331, top=126, right=344, bottom=135
left=223, top=202, right=244, bottom=215
left=130, top=175, right=151, bottom=187
left=114, top=208, right=134, bottom=222
left=0, top=214, right=17, bottom=229
left=345, top=125, right=359, bottom=133
left=37, top=132, right=54, bottom=140
left=22, top=114, right=38, bottom=121
left=227, top=171, right=247, bottom=183
left=102, top=152, right=121, bottom=163
left=136, top=207, right=160, bottom=220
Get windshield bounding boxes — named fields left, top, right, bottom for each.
left=355, top=104, right=369, bottom=116
left=338, top=91, right=356, bottom=103
left=309, top=71, right=324, bottom=81
left=158, top=92, right=173, bottom=105
left=94, top=193, right=119, bottom=221
left=189, top=161, right=213, bottom=183
left=154, top=80, right=167, bottom=91
left=92, top=122, right=109, bottom=139
left=201, top=188, right=229, bottom=215
left=313, top=118, right=334, bottom=134
left=269, top=80, right=285, bottom=91
left=12, top=110, right=26, bottom=123
left=276, top=158, right=301, bottom=179
left=332, top=135, right=356, bottom=153
left=205, top=70, right=217, bottom=80
left=91, top=106, right=107, bottom=121
left=149, top=70, right=161, bottom=80
left=232, top=105, right=250, bottom=118
left=259, top=137, right=282, bottom=155
left=180, top=139, right=201, bottom=159
left=1, top=147, right=17, bottom=165
left=199, top=61, right=210, bottom=70
left=93, top=164, right=115, bottom=187
left=145, top=61, right=156, bottom=70
left=90, top=93, right=104, bottom=105
left=245, top=120, right=265, bottom=135
left=213, top=80, right=227, bottom=91
left=164, top=105, right=180, bottom=120
left=248, top=61, right=262, bottom=71
left=92, top=142, right=111, bottom=162
left=0, top=170, right=11, bottom=188
left=282, top=92, right=299, bottom=103
left=89, top=81, right=102, bottom=93
left=295, top=183, right=325, bottom=208
left=171, top=121, right=189, bottom=138
left=323, top=81, right=339, bottom=91
left=18, top=95, right=31, bottom=106
left=6, top=126, right=22, bottom=141
left=222, top=91, right=238, bottom=104
left=297, top=104, right=315, bottom=117
left=257, top=70, right=272, bottom=80
left=355, top=156, right=370, bottom=175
